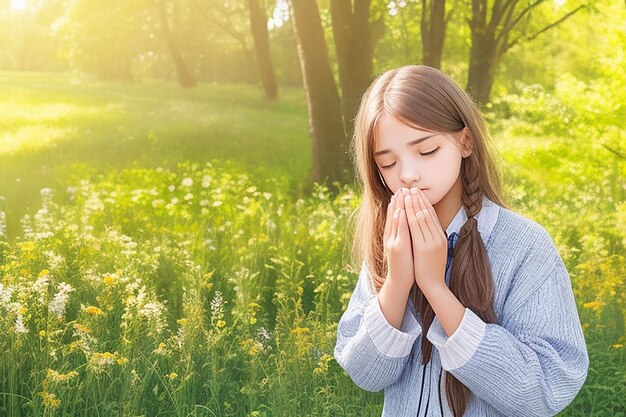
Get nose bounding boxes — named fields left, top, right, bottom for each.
left=399, top=159, right=421, bottom=187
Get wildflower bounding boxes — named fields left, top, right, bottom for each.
left=216, top=320, right=226, bottom=328
left=47, top=369, right=79, bottom=383
left=49, top=282, right=74, bottom=320
left=583, top=301, right=603, bottom=311
left=102, top=273, right=116, bottom=286
left=184, top=193, right=193, bottom=201
left=116, top=357, right=129, bottom=365
left=210, top=291, right=223, bottom=316
left=292, top=327, right=310, bottom=336
left=15, top=312, right=28, bottom=334
left=38, top=390, right=60, bottom=409
left=39, top=269, right=50, bottom=278
left=19, top=241, right=35, bottom=252
left=73, top=323, right=91, bottom=334
left=212, top=201, right=223, bottom=207
left=153, top=342, right=168, bottom=356
left=83, top=305, right=105, bottom=316
left=611, top=343, right=623, bottom=349
left=39, top=330, right=47, bottom=338
left=313, top=353, right=334, bottom=375
left=168, top=372, right=178, bottom=380
left=176, top=318, right=187, bottom=326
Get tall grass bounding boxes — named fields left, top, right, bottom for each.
left=0, top=72, right=624, bottom=416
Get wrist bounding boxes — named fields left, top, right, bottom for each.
left=421, top=282, right=449, bottom=300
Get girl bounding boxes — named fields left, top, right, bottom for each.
left=334, top=65, right=589, bottom=417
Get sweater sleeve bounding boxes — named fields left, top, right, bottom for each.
left=334, top=262, right=422, bottom=392
left=425, top=250, right=589, bottom=417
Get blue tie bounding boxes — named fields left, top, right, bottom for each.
left=444, top=231, right=459, bottom=286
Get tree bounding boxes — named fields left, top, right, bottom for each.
left=156, top=0, right=197, bottom=88
left=248, top=0, right=278, bottom=100
left=330, top=0, right=375, bottom=140
left=420, top=0, right=447, bottom=69
left=289, top=0, right=351, bottom=187
left=467, top=0, right=587, bottom=105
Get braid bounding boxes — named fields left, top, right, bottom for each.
left=442, top=153, right=499, bottom=417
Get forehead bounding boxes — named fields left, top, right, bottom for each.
left=374, top=114, right=439, bottom=147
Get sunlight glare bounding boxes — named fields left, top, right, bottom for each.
left=11, top=0, right=27, bottom=11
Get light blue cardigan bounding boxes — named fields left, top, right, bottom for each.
left=334, top=196, right=589, bottom=416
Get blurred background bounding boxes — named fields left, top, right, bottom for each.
left=0, top=0, right=624, bottom=416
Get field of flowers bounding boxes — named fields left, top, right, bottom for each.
left=0, top=72, right=624, bottom=416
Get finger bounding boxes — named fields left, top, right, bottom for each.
left=417, top=189, right=446, bottom=242
left=416, top=192, right=435, bottom=240
left=384, top=194, right=396, bottom=242
left=390, top=207, right=400, bottom=244
left=396, top=188, right=407, bottom=210
left=396, top=208, right=406, bottom=240
left=417, top=188, right=444, bottom=232
left=407, top=192, right=427, bottom=240
left=404, top=193, right=425, bottom=244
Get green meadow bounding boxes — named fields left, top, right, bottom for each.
left=0, top=71, right=624, bottom=416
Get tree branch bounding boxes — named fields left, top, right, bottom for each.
left=505, top=4, right=587, bottom=51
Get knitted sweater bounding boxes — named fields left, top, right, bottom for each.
left=334, top=196, right=589, bottom=416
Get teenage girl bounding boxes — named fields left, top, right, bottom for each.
left=334, top=65, right=589, bottom=417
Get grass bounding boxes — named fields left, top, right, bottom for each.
left=0, top=71, right=624, bottom=416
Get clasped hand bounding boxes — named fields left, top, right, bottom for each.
left=383, top=187, right=448, bottom=294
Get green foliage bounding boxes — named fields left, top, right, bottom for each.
left=0, top=67, right=624, bottom=415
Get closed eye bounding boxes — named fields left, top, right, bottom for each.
left=380, top=148, right=439, bottom=170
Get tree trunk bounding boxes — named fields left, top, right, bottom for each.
left=330, top=0, right=373, bottom=142
left=157, top=0, right=196, bottom=89
left=248, top=0, right=278, bottom=100
left=466, top=0, right=585, bottom=105
left=289, top=0, right=351, bottom=187
left=466, top=31, right=498, bottom=105
left=420, top=0, right=446, bottom=69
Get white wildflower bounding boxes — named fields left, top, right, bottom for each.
left=15, top=312, right=28, bottom=334
left=49, top=282, right=74, bottom=320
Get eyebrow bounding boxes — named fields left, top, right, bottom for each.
left=373, top=134, right=437, bottom=157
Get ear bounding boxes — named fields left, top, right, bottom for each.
left=460, top=127, right=473, bottom=158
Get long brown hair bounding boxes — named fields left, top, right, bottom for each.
left=348, top=65, right=510, bottom=416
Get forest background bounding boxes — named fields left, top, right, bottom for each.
left=0, top=0, right=624, bottom=416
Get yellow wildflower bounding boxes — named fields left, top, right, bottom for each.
left=176, top=319, right=187, bottom=326
left=249, top=317, right=257, bottom=325
left=153, top=342, right=168, bottom=356
left=83, top=306, right=105, bottom=316
left=297, top=286, right=304, bottom=296
left=291, top=327, right=310, bottom=336
left=313, top=353, right=334, bottom=375
left=39, top=330, right=46, bottom=338
left=19, top=241, right=35, bottom=252
left=38, top=391, right=60, bottom=409
left=19, top=305, right=27, bottom=315
left=117, top=357, right=129, bottom=365
left=216, top=320, right=226, bottom=328
left=46, top=369, right=79, bottom=383
left=102, top=274, right=116, bottom=286
left=168, top=372, right=178, bottom=380
left=583, top=301, right=602, bottom=311
left=610, top=343, right=623, bottom=349
left=38, top=269, right=50, bottom=278
left=73, top=323, right=91, bottom=334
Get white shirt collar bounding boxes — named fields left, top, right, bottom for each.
left=445, top=196, right=500, bottom=244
